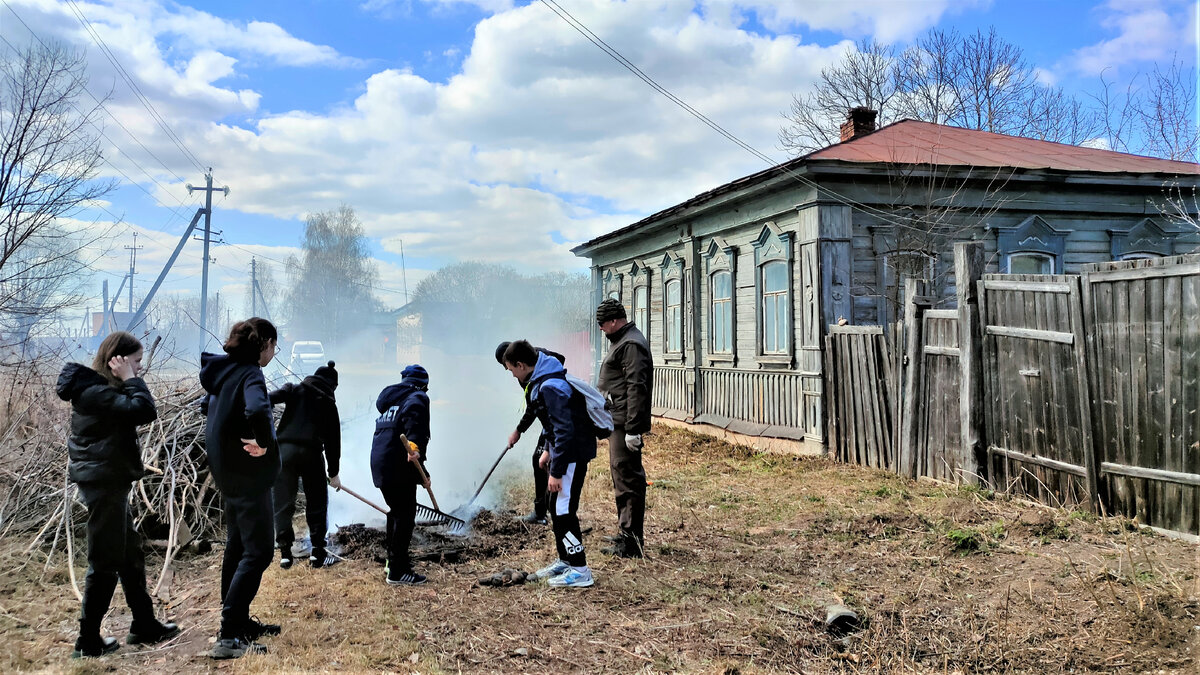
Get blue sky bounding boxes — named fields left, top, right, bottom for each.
left=1, top=0, right=1196, bottom=316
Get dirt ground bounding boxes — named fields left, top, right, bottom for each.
left=1, top=423, right=1197, bottom=673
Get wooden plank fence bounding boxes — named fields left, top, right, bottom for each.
left=824, top=248, right=1200, bottom=536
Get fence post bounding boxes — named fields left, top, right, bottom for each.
left=954, top=243, right=986, bottom=485
left=899, top=278, right=930, bottom=479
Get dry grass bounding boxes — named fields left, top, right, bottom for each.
left=2, top=423, right=1198, bottom=673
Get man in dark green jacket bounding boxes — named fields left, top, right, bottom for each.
left=595, top=298, right=653, bottom=558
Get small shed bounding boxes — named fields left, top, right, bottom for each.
left=572, top=113, right=1200, bottom=450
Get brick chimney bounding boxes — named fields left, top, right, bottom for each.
left=840, top=107, right=877, bottom=142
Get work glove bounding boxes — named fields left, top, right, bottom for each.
left=328, top=475, right=342, bottom=491
left=625, top=433, right=643, bottom=452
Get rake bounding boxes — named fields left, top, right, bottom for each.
left=401, top=434, right=467, bottom=529
left=335, top=478, right=465, bottom=530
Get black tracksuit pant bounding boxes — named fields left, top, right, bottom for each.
left=608, top=425, right=646, bottom=553
left=77, top=483, right=156, bottom=636
left=219, top=490, right=274, bottom=637
left=273, top=442, right=329, bottom=555
left=550, top=462, right=588, bottom=567
left=532, top=437, right=549, bottom=519
left=381, top=482, right=417, bottom=573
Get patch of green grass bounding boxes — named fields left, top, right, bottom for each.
left=946, top=527, right=986, bottom=555
left=806, top=495, right=825, bottom=503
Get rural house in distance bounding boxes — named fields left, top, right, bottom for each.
left=572, top=109, right=1200, bottom=451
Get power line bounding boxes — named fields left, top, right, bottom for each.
left=1, top=2, right=193, bottom=184
left=61, top=0, right=207, bottom=173
left=537, top=0, right=943, bottom=236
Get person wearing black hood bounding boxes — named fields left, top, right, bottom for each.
left=269, top=360, right=342, bottom=569
left=370, top=364, right=432, bottom=586
left=56, top=331, right=179, bottom=659
left=494, top=341, right=566, bottom=525
left=199, top=318, right=282, bottom=659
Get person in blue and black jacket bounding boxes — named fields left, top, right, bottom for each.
left=502, top=340, right=596, bottom=589
left=199, top=318, right=282, bottom=660
left=370, top=364, right=432, bottom=586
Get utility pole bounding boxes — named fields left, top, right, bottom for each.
left=123, top=233, right=143, bottom=314
left=187, top=170, right=229, bottom=350
left=251, top=257, right=257, bottom=316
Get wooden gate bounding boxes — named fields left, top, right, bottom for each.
left=1082, top=255, right=1200, bottom=535
left=824, top=326, right=899, bottom=470
left=978, top=273, right=1097, bottom=509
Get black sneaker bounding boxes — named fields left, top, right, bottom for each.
left=386, top=564, right=427, bottom=586
left=519, top=512, right=547, bottom=525
left=310, top=552, right=340, bottom=568
left=126, top=620, right=180, bottom=645
left=242, top=616, right=281, bottom=641
left=210, top=637, right=266, bottom=659
left=279, top=554, right=293, bottom=570
left=71, top=635, right=119, bottom=659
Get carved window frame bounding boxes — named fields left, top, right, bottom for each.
left=602, top=268, right=623, bottom=302
left=628, top=260, right=651, bottom=336
left=703, top=237, right=737, bottom=363
left=659, top=251, right=686, bottom=360
left=997, top=215, right=1067, bottom=274
left=752, top=222, right=794, bottom=366
left=1110, top=218, right=1174, bottom=260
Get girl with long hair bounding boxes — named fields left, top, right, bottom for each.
left=55, top=331, right=179, bottom=658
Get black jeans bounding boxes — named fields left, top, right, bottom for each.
left=273, top=443, right=329, bottom=555
left=549, top=462, right=588, bottom=567
left=532, top=438, right=549, bottom=518
left=608, top=426, right=646, bottom=552
left=381, top=483, right=417, bottom=572
left=77, top=483, right=155, bottom=635
left=220, top=490, right=274, bottom=637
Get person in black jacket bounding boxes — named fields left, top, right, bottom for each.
left=370, top=364, right=431, bottom=586
left=503, top=340, right=596, bottom=588
left=56, top=331, right=179, bottom=659
left=494, top=341, right=566, bottom=525
left=199, top=318, right=282, bottom=659
left=595, top=298, right=653, bottom=558
left=269, top=360, right=342, bottom=569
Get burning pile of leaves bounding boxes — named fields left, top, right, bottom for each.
left=332, top=507, right=544, bottom=566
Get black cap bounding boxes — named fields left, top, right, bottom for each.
left=494, top=341, right=511, bottom=365
left=595, top=298, right=626, bottom=324
left=313, top=360, right=338, bottom=388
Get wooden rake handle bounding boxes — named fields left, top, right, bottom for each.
left=336, top=483, right=390, bottom=515
left=399, top=434, right=440, bottom=511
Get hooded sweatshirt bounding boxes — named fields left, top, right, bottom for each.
left=269, top=374, right=341, bottom=476
left=370, top=377, right=430, bottom=489
left=56, top=363, right=157, bottom=485
left=199, top=352, right=279, bottom=496
left=527, top=351, right=597, bottom=478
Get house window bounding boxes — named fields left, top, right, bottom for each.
left=761, top=261, right=788, bottom=354
left=603, top=269, right=622, bottom=302
left=633, top=285, right=648, bottom=331
left=1110, top=219, right=1174, bottom=260
left=997, top=215, right=1066, bottom=274
left=665, top=279, right=682, bottom=353
left=1007, top=252, right=1054, bottom=275
left=711, top=271, right=732, bottom=353
left=752, top=222, right=794, bottom=362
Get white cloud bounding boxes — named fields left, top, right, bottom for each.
left=1071, top=0, right=1198, bottom=74
left=709, top=0, right=987, bottom=43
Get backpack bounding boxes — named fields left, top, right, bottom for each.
left=532, top=371, right=614, bottom=440
left=564, top=374, right=614, bottom=440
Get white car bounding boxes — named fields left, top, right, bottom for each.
left=288, top=341, right=326, bottom=376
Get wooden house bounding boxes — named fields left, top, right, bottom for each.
left=571, top=110, right=1200, bottom=451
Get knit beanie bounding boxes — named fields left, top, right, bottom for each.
left=313, top=360, right=338, bottom=389
left=494, top=341, right=511, bottom=365
left=401, top=364, right=429, bottom=390
left=595, top=298, right=627, bottom=323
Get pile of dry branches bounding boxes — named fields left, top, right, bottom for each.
left=0, top=362, right=222, bottom=598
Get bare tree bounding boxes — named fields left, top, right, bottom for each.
left=0, top=42, right=117, bottom=352
left=782, top=28, right=1098, bottom=154
left=779, top=39, right=897, bottom=154
left=285, top=205, right=379, bottom=347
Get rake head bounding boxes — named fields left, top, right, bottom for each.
left=414, top=501, right=466, bottom=529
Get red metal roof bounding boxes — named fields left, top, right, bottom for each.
left=808, top=119, right=1200, bottom=174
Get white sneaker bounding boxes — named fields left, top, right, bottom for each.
left=548, top=566, right=594, bottom=588
left=529, top=559, right=570, bottom=582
